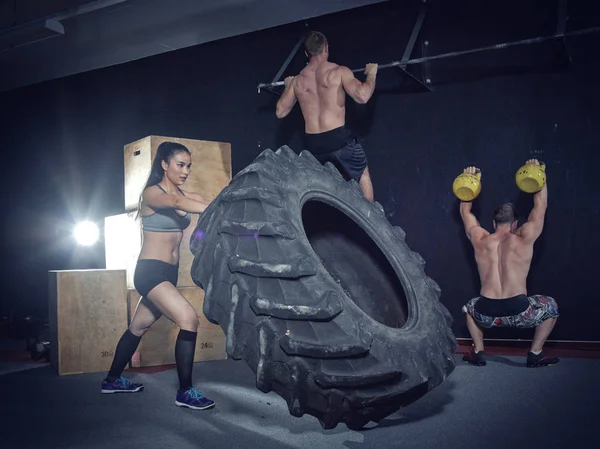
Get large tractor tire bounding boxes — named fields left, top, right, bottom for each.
left=190, top=146, right=457, bottom=430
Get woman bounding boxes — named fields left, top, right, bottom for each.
left=101, top=141, right=215, bottom=410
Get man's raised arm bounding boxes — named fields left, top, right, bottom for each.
left=340, top=64, right=378, bottom=104
left=275, top=76, right=298, bottom=119
left=517, top=160, right=548, bottom=243
left=459, top=166, right=489, bottom=243
left=460, top=201, right=488, bottom=242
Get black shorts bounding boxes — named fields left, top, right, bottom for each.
left=304, top=126, right=368, bottom=182
left=133, top=259, right=179, bottom=297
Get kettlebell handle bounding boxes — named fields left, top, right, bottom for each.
left=528, top=160, right=545, bottom=168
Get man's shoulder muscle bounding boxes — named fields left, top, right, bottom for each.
left=512, top=232, right=536, bottom=249
left=320, top=62, right=343, bottom=79
left=470, top=226, right=490, bottom=243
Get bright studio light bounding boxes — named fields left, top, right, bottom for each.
left=74, top=221, right=100, bottom=246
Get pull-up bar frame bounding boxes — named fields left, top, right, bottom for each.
left=257, top=0, right=599, bottom=94
left=258, top=1, right=430, bottom=94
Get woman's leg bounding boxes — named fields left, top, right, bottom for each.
left=130, top=296, right=163, bottom=336
left=145, top=281, right=214, bottom=409
left=145, top=282, right=198, bottom=390
left=101, top=297, right=162, bottom=392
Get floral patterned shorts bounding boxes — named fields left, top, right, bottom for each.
left=462, top=295, right=559, bottom=328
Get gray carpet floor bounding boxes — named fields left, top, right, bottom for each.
left=0, top=354, right=597, bottom=449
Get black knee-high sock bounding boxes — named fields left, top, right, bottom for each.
left=175, top=329, right=197, bottom=392
left=106, top=329, right=142, bottom=382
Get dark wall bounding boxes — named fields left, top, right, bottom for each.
left=1, top=0, right=599, bottom=341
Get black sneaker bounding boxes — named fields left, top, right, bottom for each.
left=462, top=348, right=486, bottom=366
left=526, top=352, right=560, bottom=368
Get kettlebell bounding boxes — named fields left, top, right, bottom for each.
left=452, top=168, right=481, bottom=201
left=516, top=161, right=546, bottom=193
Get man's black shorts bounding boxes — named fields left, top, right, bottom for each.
left=303, top=126, right=368, bottom=182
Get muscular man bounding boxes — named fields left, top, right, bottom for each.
left=275, top=30, right=378, bottom=201
left=459, top=160, right=559, bottom=368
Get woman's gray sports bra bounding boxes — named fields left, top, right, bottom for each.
left=141, top=184, right=191, bottom=232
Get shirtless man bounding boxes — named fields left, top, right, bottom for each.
left=275, top=30, right=378, bottom=201
left=460, top=160, right=560, bottom=368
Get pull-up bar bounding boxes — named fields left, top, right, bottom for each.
left=256, top=25, right=600, bottom=93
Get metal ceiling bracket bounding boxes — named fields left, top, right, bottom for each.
left=258, top=24, right=308, bottom=94
left=397, top=0, right=431, bottom=91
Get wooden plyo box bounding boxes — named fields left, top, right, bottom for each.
left=128, top=287, right=227, bottom=368
left=48, top=269, right=128, bottom=376
left=122, top=135, right=232, bottom=287
left=104, top=212, right=141, bottom=289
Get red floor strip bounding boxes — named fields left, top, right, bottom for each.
left=125, top=364, right=176, bottom=374
left=456, top=340, right=600, bottom=359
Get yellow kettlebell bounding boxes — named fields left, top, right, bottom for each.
left=452, top=168, right=481, bottom=201
left=516, top=161, right=546, bottom=193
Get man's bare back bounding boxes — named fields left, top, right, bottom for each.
left=471, top=232, right=534, bottom=299
left=460, top=162, right=548, bottom=300
left=276, top=59, right=378, bottom=134
left=293, top=61, right=346, bottom=134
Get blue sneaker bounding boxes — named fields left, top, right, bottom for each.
left=175, top=387, right=215, bottom=410
left=101, top=377, right=144, bottom=394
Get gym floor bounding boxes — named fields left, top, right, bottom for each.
left=1, top=333, right=597, bottom=449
